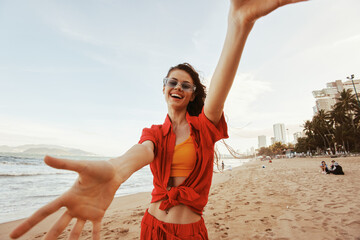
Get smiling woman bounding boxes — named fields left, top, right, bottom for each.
left=164, top=63, right=207, bottom=117
left=9, top=0, right=307, bottom=239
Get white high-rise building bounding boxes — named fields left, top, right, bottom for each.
left=293, top=132, right=306, bottom=144
left=250, top=147, right=255, bottom=155
left=273, top=123, right=286, bottom=144
left=258, top=135, right=267, bottom=148
left=312, top=79, right=360, bottom=114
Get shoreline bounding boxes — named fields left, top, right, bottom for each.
left=1, top=157, right=359, bottom=239
left=0, top=157, right=250, bottom=225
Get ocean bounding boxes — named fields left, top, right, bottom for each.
left=0, top=154, right=249, bottom=223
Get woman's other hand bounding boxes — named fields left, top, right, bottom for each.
left=229, top=0, right=308, bottom=26
left=10, top=155, right=121, bottom=240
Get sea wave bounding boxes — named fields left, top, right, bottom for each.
left=27, top=194, right=64, bottom=199
left=0, top=161, right=42, bottom=166
left=0, top=172, right=74, bottom=177
left=0, top=156, right=43, bottom=166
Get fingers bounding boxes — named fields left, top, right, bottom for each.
left=44, top=211, right=72, bottom=240
left=279, top=0, right=308, bottom=7
left=92, top=221, right=102, bottom=240
left=44, top=156, right=86, bottom=173
left=9, top=198, right=63, bottom=239
left=69, top=219, right=86, bottom=240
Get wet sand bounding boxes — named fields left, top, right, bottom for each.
left=1, top=157, right=359, bottom=239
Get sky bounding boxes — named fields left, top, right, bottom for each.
left=0, top=0, right=359, bottom=156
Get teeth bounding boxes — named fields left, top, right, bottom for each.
left=171, top=94, right=183, bottom=99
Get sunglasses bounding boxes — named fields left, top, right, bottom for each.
left=163, top=78, right=196, bottom=92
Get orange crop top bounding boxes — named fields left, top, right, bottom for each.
left=170, top=136, right=197, bottom=177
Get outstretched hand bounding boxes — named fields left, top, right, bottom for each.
left=10, top=156, right=121, bottom=240
left=229, top=0, right=308, bottom=26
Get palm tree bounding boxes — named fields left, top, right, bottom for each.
left=330, top=89, right=359, bottom=152
left=314, top=110, right=335, bottom=154
left=354, top=106, right=360, bottom=151
left=333, top=89, right=359, bottom=114
left=303, top=120, right=314, bottom=138
left=298, top=89, right=360, bottom=153
left=303, top=120, right=318, bottom=152
left=270, top=142, right=287, bottom=155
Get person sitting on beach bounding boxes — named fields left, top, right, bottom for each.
left=329, top=160, right=345, bottom=175
left=320, top=161, right=330, bottom=174
left=9, top=0, right=307, bottom=239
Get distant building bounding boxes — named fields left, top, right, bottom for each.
left=313, top=79, right=360, bottom=114
left=258, top=135, right=267, bottom=148
left=293, top=132, right=306, bottom=144
left=273, top=123, right=286, bottom=144
left=250, top=147, right=255, bottom=155
left=270, top=137, right=275, bottom=145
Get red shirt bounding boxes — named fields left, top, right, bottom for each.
left=139, top=109, right=228, bottom=215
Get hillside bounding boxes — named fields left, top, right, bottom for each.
left=0, top=144, right=95, bottom=156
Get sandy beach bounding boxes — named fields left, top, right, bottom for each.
left=1, top=156, right=359, bottom=240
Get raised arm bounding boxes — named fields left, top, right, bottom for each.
left=204, top=0, right=307, bottom=124
left=10, top=141, right=154, bottom=240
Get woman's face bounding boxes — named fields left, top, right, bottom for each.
left=163, top=69, right=195, bottom=111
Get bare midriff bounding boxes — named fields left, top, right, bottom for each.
left=148, top=176, right=201, bottom=224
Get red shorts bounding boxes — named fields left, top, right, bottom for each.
left=140, top=210, right=209, bottom=240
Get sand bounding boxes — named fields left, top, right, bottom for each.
left=1, top=156, right=359, bottom=240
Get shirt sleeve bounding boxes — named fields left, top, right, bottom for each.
left=138, top=127, right=158, bottom=151
left=198, top=108, right=229, bottom=143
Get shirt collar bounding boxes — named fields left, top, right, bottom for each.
left=162, top=115, right=172, bottom=136
left=162, top=112, right=200, bottom=136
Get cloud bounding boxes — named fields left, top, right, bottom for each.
left=60, top=27, right=108, bottom=47
left=333, top=34, right=360, bottom=48
left=200, top=73, right=276, bottom=152
left=224, top=73, right=273, bottom=125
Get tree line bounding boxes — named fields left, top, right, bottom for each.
left=294, top=89, right=360, bottom=154
left=258, top=142, right=294, bottom=157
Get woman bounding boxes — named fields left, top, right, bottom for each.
left=10, top=0, right=306, bottom=239
left=320, top=160, right=329, bottom=174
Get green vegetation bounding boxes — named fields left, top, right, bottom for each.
left=258, top=142, right=294, bottom=157
left=295, top=89, right=360, bottom=154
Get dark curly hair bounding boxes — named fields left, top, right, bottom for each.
left=166, top=63, right=241, bottom=171
left=165, top=63, right=206, bottom=116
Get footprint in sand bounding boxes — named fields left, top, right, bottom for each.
left=346, top=220, right=360, bottom=227
left=259, top=217, right=269, bottom=224
left=34, top=232, right=46, bottom=239
left=244, top=219, right=255, bottom=223
left=109, top=228, right=129, bottom=234
left=131, top=211, right=145, bottom=217
left=221, top=232, right=228, bottom=238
